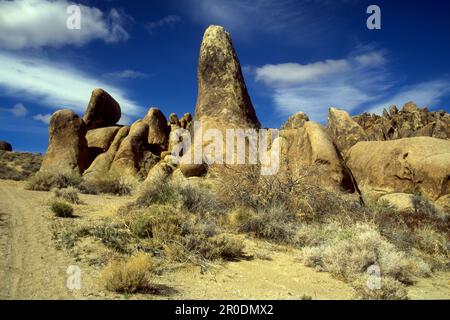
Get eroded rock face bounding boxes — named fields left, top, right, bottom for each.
left=281, top=112, right=309, bottom=129
left=83, top=88, right=121, bottom=130
left=194, top=25, right=260, bottom=129
left=353, top=101, right=449, bottom=141
left=41, top=109, right=89, bottom=175
left=0, top=141, right=12, bottom=152
left=328, top=108, right=368, bottom=157
left=346, top=137, right=450, bottom=201
left=142, top=107, right=169, bottom=153
left=83, top=126, right=130, bottom=177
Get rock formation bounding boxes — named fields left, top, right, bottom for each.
left=328, top=108, right=368, bottom=157
left=281, top=112, right=309, bottom=129
left=142, top=107, right=170, bottom=154
left=0, top=141, right=12, bottom=152
left=194, top=25, right=260, bottom=130
left=41, top=109, right=89, bottom=175
left=353, top=101, right=449, bottom=141
left=86, top=126, right=121, bottom=162
left=346, top=137, right=450, bottom=202
left=83, top=126, right=130, bottom=177
left=83, top=88, right=121, bottom=130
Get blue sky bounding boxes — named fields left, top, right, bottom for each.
left=1, top=0, right=450, bottom=152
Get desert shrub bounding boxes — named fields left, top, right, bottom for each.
left=300, top=223, right=415, bottom=284
left=123, top=204, right=243, bottom=262
left=352, top=275, right=409, bottom=300
left=236, top=204, right=298, bottom=244
left=50, top=200, right=74, bottom=218
left=135, top=180, right=178, bottom=207
left=135, top=178, right=226, bottom=216
left=53, top=187, right=81, bottom=204
left=101, top=253, right=156, bottom=294
left=51, top=221, right=87, bottom=249
left=26, top=171, right=81, bottom=191
left=86, top=222, right=132, bottom=253
left=79, top=172, right=136, bottom=196
left=0, top=151, right=42, bottom=180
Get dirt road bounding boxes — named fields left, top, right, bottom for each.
left=0, top=180, right=79, bottom=299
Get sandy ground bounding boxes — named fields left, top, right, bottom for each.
left=0, top=179, right=448, bottom=300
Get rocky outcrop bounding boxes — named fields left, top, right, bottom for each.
left=346, top=137, right=450, bottom=201
left=0, top=141, right=12, bottom=152
left=180, top=163, right=208, bottom=178
left=41, top=109, right=89, bottom=175
left=86, top=126, right=121, bottom=161
left=281, top=112, right=309, bottom=129
left=142, top=107, right=169, bottom=154
left=83, top=88, right=121, bottom=130
left=83, top=126, right=130, bottom=177
left=194, top=25, right=260, bottom=130
left=353, top=101, right=449, bottom=141
left=110, top=120, right=159, bottom=178
left=278, top=122, right=354, bottom=191
left=328, top=108, right=368, bottom=157
left=378, top=193, right=415, bottom=212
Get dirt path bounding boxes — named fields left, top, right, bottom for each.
left=0, top=180, right=79, bottom=299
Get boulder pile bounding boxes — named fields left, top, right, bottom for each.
left=39, top=24, right=450, bottom=210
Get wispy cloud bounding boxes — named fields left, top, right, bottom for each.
left=0, top=51, right=144, bottom=118
left=180, top=0, right=341, bottom=42
left=33, top=113, right=52, bottom=124
left=0, top=0, right=130, bottom=50
left=255, top=51, right=391, bottom=121
left=145, top=15, right=181, bottom=35
left=1, top=103, right=28, bottom=117
left=367, top=80, right=450, bottom=114
left=103, top=69, right=150, bottom=80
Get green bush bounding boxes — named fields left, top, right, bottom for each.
left=50, top=201, right=74, bottom=218
left=79, top=172, right=136, bottom=196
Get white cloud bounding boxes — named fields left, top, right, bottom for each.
left=0, top=0, right=129, bottom=50
left=255, top=51, right=390, bottom=122
left=33, top=113, right=52, bottom=124
left=103, top=69, right=149, bottom=80
left=145, top=15, right=181, bottom=35
left=367, top=80, right=450, bottom=114
left=11, top=103, right=28, bottom=116
left=0, top=51, right=144, bottom=118
left=256, top=60, right=350, bottom=87
left=1, top=103, right=29, bottom=117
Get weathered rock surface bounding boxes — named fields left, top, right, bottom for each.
left=353, top=101, right=449, bottom=141
left=142, top=107, right=169, bottom=153
left=83, top=88, right=121, bottom=130
left=346, top=137, right=450, bottom=201
left=0, top=141, right=12, bottom=152
left=194, top=25, right=260, bottom=129
left=110, top=120, right=158, bottom=178
left=328, top=108, right=368, bottom=157
left=41, top=109, right=89, bottom=175
left=83, top=126, right=130, bottom=177
left=278, top=122, right=354, bottom=190
left=282, top=112, right=309, bottom=129
left=86, top=126, right=121, bottom=161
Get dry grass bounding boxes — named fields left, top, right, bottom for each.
left=52, top=187, right=81, bottom=204
left=26, top=170, right=81, bottom=191
left=101, top=253, right=157, bottom=294
left=79, top=171, right=137, bottom=196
